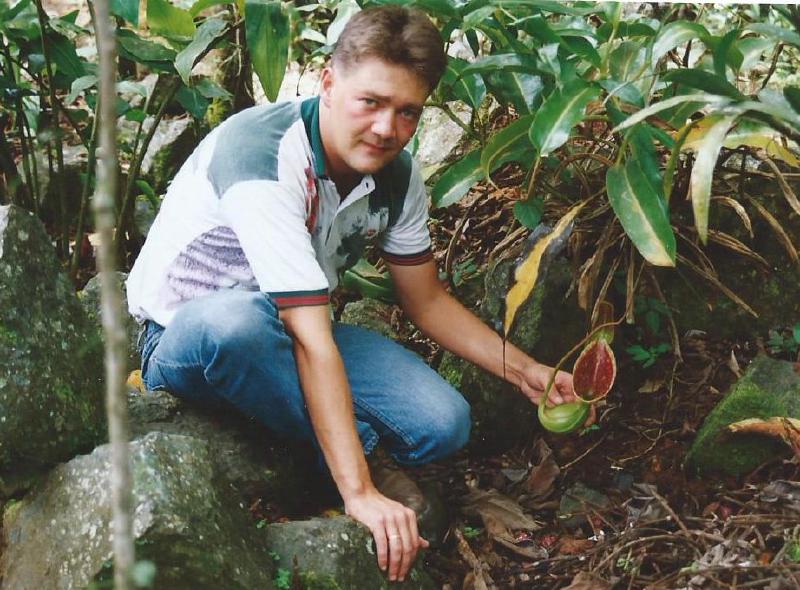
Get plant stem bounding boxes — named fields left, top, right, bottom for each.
left=34, top=0, right=69, bottom=258
left=93, top=1, right=135, bottom=588
left=115, top=79, right=179, bottom=256
left=69, top=103, right=100, bottom=280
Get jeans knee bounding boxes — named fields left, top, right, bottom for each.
left=417, top=396, right=471, bottom=463
left=195, top=292, right=279, bottom=361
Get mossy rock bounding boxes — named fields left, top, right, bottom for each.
left=262, top=516, right=436, bottom=590
left=340, top=298, right=399, bottom=341
left=686, top=355, right=800, bottom=477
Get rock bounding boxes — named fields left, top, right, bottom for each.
left=686, top=355, right=800, bottom=477
left=1, top=432, right=277, bottom=589
left=414, top=102, right=471, bottom=174
left=262, top=516, right=436, bottom=590
left=79, top=271, right=141, bottom=372
left=438, top=253, right=586, bottom=453
left=558, top=482, right=611, bottom=530
left=21, top=145, right=87, bottom=228
left=140, top=117, right=199, bottom=195
left=128, top=387, right=312, bottom=507
left=340, top=298, right=400, bottom=340
left=0, top=205, right=105, bottom=497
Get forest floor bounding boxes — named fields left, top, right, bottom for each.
left=253, top=173, right=800, bottom=590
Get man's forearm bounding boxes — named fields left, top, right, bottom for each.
left=292, top=338, right=373, bottom=499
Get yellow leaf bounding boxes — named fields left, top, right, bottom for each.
left=682, top=120, right=800, bottom=167
left=728, top=417, right=800, bottom=456
left=504, top=202, right=584, bottom=336
left=127, top=369, right=145, bottom=392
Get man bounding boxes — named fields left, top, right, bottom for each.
left=128, top=5, right=580, bottom=582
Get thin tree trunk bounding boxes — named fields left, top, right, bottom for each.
left=92, top=1, right=134, bottom=588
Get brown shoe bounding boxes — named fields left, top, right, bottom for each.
left=367, top=449, right=446, bottom=545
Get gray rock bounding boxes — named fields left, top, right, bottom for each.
left=262, top=516, right=436, bottom=590
left=438, top=252, right=585, bottom=453
left=340, top=298, right=400, bottom=340
left=1, top=432, right=277, bottom=590
left=128, top=387, right=303, bottom=504
left=140, top=117, right=198, bottom=194
left=0, top=205, right=105, bottom=497
left=79, top=271, right=141, bottom=372
left=686, top=355, right=800, bottom=477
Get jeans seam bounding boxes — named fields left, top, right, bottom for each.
left=352, top=396, right=418, bottom=457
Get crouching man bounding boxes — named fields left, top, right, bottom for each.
left=127, top=5, right=580, bottom=582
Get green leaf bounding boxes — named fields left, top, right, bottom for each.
left=460, top=53, right=541, bottom=77
left=612, top=93, right=730, bottom=133
left=529, top=79, right=599, bottom=156
left=189, top=0, right=231, bottom=17
left=561, top=35, right=601, bottom=67
left=688, top=114, right=737, bottom=244
left=110, top=0, right=139, bottom=26
left=440, top=57, right=486, bottom=109
left=606, top=160, right=676, bottom=267
left=194, top=77, right=233, bottom=100
left=651, top=21, right=710, bottom=66
left=46, top=31, right=85, bottom=84
left=176, top=84, right=210, bottom=118
left=175, top=18, right=226, bottom=85
left=598, top=79, right=643, bottom=107
left=326, top=0, right=359, bottom=45
left=746, top=23, right=800, bottom=49
left=661, top=69, right=745, bottom=101
left=480, top=114, right=535, bottom=176
left=610, top=41, right=646, bottom=83
left=246, top=0, right=290, bottom=102
left=663, top=119, right=702, bottom=203
left=431, top=149, right=482, bottom=208
left=117, top=29, right=177, bottom=70
left=341, top=258, right=396, bottom=302
left=513, top=197, right=544, bottom=229
left=65, top=74, right=97, bottom=104
left=125, top=108, right=147, bottom=122
left=786, top=86, right=800, bottom=113
left=147, top=0, right=196, bottom=42
left=484, top=70, right=543, bottom=115
left=713, top=29, right=742, bottom=76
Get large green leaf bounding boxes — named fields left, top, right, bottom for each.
left=47, top=31, right=85, bottom=84
left=176, top=84, right=210, bottom=118
left=246, top=0, right=289, bottom=102
left=786, top=86, right=800, bottom=113
left=326, top=0, right=359, bottom=45
left=712, top=29, right=743, bottom=76
left=688, top=114, right=737, bottom=244
left=651, top=21, right=710, bottom=66
left=117, top=29, right=177, bottom=71
left=746, top=23, right=800, bottom=49
left=189, top=0, right=232, bottom=17
left=609, top=41, right=646, bottom=82
left=481, top=114, right=535, bottom=176
left=612, top=92, right=730, bottom=132
left=460, top=53, right=541, bottom=77
left=484, top=70, right=543, bottom=114
left=440, top=57, right=486, bottom=109
left=661, top=68, right=745, bottom=100
left=147, top=0, right=196, bottom=41
left=110, top=0, right=139, bottom=26
left=529, top=79, right=599, bottom=156
left=175, top=18, right=226, bottom=85
left=431, top=148, right=482, bottom=208
left=734, top=100, right=800, bottom=133
left=606, top=160, right=676, bottom=267
left=598, top=79, right=643, bottom=107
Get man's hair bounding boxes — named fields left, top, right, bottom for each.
left=331, top=5, right=447, bottom=93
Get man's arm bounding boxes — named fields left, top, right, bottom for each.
left=388, top=260, right=578, bottom=406
left=279, top=304, right=427, bottom=582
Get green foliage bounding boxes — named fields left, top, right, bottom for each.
left=274, top=568, right=292, bottom=589
left=767, top=324, right=800, bottom=359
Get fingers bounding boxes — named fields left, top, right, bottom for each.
left=389, top=506, right=422, bottom=581
left=373, top=521, right=389, bottom=573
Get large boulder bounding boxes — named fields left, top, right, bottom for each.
left=262, top=516, right=436, bottom=590
left=686, top=355, right=800, bottom=477
left=0, top=205, right=104, bottom=496
left=340, top=298, right=400, bottom=340
left=79, top=271, right=141, bottom=372
left=438, top=253, right=586, bottom=453
left=0, top=432, right=277, bottom=589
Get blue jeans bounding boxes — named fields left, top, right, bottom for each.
left=140, top=290, right=470, bottom=466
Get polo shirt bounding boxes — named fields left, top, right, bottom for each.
left=127, top=97, right=433, bottom=327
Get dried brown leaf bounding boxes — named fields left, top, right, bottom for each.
left=759, top=154, right=800, bottom=218
left=707, top=229, right=770, bottom=269
left=562, top=571, right=613, bottom=590
left=712, top=196, right=753, bottom=238
left=677, top=254, right=758, bottom=317
left=463, top=489, right=542, bottom=543
left=728, top=417, right=800, bottom=455
left=524, top=439, right=560, bottom=503
left=748, top=197, right=799, bottom=264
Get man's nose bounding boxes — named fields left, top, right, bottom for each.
left=371, top=110, right=396, bottom=140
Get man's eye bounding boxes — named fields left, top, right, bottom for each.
left=401, top=109, right=420, bottom=121
left=361, top=98, right=377, bottom=106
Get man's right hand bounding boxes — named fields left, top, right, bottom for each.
left=344, top=487, right=429, bottom=582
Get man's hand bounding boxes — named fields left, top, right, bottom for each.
left=518, top=362, right=596, bottom=425
left=344, top=488, right=429, bottom=582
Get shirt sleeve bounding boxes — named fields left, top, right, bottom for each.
left=220, top=179, right=329, bottom=308
left=379, top=158, right=434, bottom=266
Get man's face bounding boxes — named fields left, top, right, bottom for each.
left=320, top=57, right=430, bottom=181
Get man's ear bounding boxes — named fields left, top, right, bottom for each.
left=320, top=66, right=335, bottom=107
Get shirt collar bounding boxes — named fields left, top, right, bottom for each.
left=300, top=96, right=327, bottom=178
